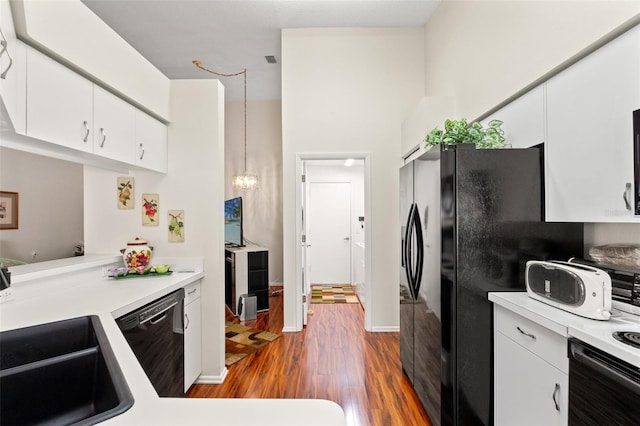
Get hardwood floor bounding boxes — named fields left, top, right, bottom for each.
left=187, top=287, right=432, bottom=426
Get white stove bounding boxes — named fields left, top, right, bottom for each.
left=568, top=309, right=640, bottom=368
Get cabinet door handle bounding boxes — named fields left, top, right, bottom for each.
left=139, top=143, right=145, bottom=160
left=99, top=128, right=107, bottom=147
left=0, top=30, right=7, bottom=58
left=184, top=313, right=190, bottom=329
left=516, top=326, right=536, bottom=340
left=0, top=30, right=13, bottom=80
left=82, top=121, right=90, bottom=142
left=623, top=182, right=632, bottom=210
left=552, top=383, right=560, bottom=411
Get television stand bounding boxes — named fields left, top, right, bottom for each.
left=225, top=244, right=269, bottom=315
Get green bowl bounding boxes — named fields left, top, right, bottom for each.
left=153, top=264, right=171, bottom=274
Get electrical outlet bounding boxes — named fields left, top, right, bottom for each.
left=0, top=288, right=15, bottom=304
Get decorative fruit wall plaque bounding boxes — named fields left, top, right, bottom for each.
left=142, top=193, right=159, bottom=226
left=168, top=210, right=185, bottom=242
left=117, top=177, right=134, bottom=209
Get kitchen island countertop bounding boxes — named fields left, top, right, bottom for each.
left=0, top=255, right=345, bottom=425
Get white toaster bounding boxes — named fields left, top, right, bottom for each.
left=525, top=260, right=612, bottom=320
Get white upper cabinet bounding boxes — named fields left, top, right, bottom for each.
left=0, top=0, right=25, bottom=133
left=481, top=85, right=545, bottom=149
left=135, top=109, right=167, bottom=173
left=545, top=25, right=640, bottom=223
left=21, top=44, right=167, bottom=172
left=10, top=0, right=170, bottom=121
left=93, top=85, right=135, bottom=163
left=26, top=47, right=94, bottom=153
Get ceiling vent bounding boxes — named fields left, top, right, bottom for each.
left=265, top=56, right=277, bottom=64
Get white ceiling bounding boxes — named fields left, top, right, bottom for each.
left=81, top=0, right=440, bottom=101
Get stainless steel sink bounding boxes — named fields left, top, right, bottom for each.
left=0, top=316, right=134, bottom=425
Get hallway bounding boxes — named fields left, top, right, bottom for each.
left=187, top=288, right=431, bottom=425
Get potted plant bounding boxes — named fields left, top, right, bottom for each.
left=425, top=118, right=506, bottom=149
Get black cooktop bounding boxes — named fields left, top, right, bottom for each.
left=613, top=331, right=640, bottom=349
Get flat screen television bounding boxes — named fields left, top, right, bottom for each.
left=224, top=197, right=244, bottom=247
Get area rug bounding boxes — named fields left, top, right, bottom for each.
left=311, top=285, right=359, bottom=304
left=224, top=322, right=281, bottom=367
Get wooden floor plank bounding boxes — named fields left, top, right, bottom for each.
left=188, top=287, right=432, bottom=426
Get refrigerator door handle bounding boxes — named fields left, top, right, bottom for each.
left=412, top=206, right=425, bottom=297
left=403, top=204, right=416, bottom=299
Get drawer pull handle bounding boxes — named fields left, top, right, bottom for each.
left=188, top=288, right=197, bottom=295
left=516, top=326, right=536, bottom=340
left=552, top=383, right=560, bottom=411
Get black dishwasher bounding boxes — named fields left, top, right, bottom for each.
left=116, top=288, right=185, bottom=397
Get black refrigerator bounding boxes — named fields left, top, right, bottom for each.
left=400, top=143, right=583, bottom=426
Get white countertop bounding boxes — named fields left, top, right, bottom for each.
left=0, top=256, right=345, bottom=425
left=489, top=292, right=640, bottom=368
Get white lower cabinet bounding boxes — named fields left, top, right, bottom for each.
left=494, top=305, right=568, bottom=426
left=184, top=281, right=202, bottom=392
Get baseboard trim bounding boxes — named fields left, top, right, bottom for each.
left=196, top=368, right=228, bottom=385
left=282, top=326, right=300, bottom=333
left=371, top=326, right=400, bottom=333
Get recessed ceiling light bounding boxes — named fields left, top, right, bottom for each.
left=344, top=158, right=355, bottom=167
left=265, top=56, right=277, bottom=64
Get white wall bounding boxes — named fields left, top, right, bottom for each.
left=282, top=27, right=425, bottom=331
left=423, top=2, right=640, bottom=248
left=84, top=80, right=226, bottom=380
left=0, top=147, right=83, bottom=263
left=424, top=1, right=640, bottom=121
left=306, top=163, right=365, bottom=285
left=225, top=100, right=283, bottom=284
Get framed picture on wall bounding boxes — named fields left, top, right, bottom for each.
left=168, top=210, right=185, bottom=242
left=142, top=193, right=159, bottom=226
left=0, top=191, right=19, bottom=230
left=117, top=177, right=135, bottom=209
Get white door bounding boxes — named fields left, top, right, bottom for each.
left=308, top=182, right=351, bottom=284
left=301, top=163, right=311, bottom=325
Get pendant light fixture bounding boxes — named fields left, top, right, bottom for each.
left=193, top=60, right=258, bottom=190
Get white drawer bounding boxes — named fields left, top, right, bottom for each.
left=495, top=305, right=568, bottom=373
left=184, top=281, right=201, bottom=305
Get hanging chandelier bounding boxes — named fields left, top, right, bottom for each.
left=193, top=60, right=258, bottom=190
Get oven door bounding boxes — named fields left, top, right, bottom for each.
left=569, top=338, right=640, bottom=425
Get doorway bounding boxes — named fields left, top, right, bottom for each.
left=301, top=158, right=367, bottom=326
